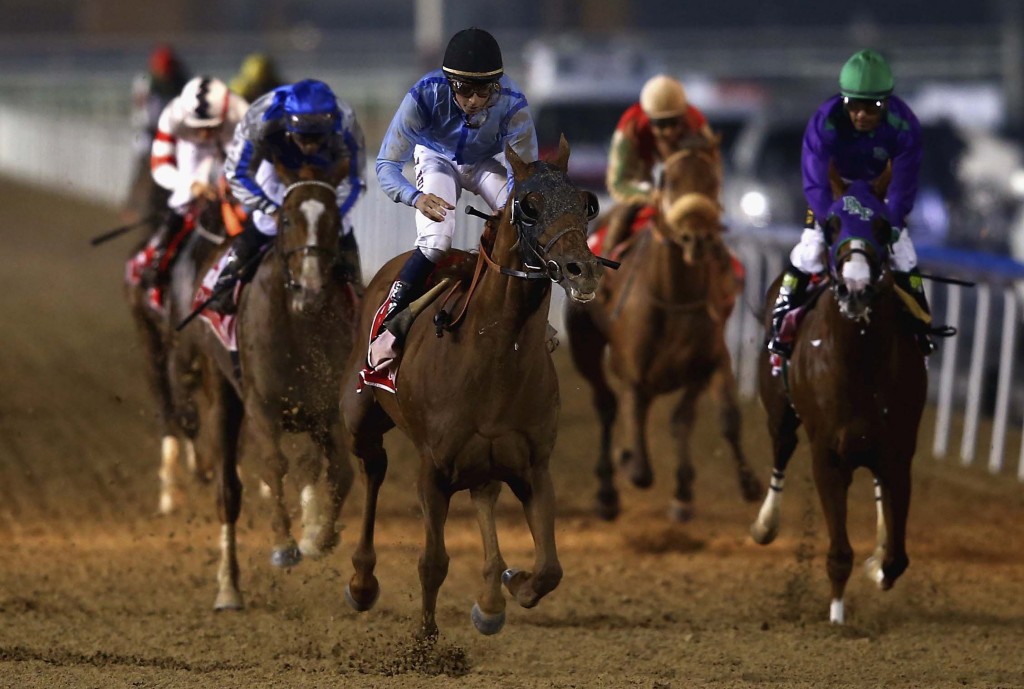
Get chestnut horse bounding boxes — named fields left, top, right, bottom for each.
left=566, top=137, right=760, bottom=521
left=125, top=195, right=226, bottom=514
left=340, top=137, right=603, bottom=639
left=749, top=179, right=927, bottom=624
left=196, top=162, right=358, bottom=610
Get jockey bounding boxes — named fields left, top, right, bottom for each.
left=767, top=49, right=932, bottom=357
left=124, top=44, right=189, bottom=220
left=602, top=74, right=714, bottom=251
left=370, top=27, right=537, bottom=343
left=141, top=76, right=248, bottom=293
left=229, top=52, right=285, bottom=104
left=209, top=79, right=367, bottom=314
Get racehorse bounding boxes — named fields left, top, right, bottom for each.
left=125, top=193, right=229, bottom=514
left=749, top=178, right=927, bottom=624
left=196, top=161, right=359, bottom=610
left=566, top=136, right=761, bottom=521
left=340, top=137, right=603, bottom=639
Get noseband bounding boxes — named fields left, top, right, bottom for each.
left=278, top=179, right=339, bottom=291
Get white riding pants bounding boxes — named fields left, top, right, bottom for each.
left=789, top=224, right=919, bottom=274
left=413, top=145, right=510, bottom=262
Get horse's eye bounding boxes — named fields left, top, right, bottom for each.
left=581, top=191, right=599, bottom=220
left=517, top=193, right=541, bottom=224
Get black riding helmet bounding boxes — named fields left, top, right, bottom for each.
left=442, top=28, right=503, bottom=82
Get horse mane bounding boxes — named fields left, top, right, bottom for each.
left=664, top=192, right=721, bottom=226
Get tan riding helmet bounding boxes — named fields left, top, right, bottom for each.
left=640, top=74, right=688, bottom=119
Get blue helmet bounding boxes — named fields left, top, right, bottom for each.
left=283, top=79, right=340, bottom=135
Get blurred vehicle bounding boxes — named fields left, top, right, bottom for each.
left=721, top=111, right=971, bottom=247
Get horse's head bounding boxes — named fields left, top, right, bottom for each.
left=659, top=134, right=723, bottom=207
left=504, top=136, right=603, bottom=302
left=658, top=192, right=726, bottom=264
left=273, top=160, right=344, bottom=313
left=824, top=179, right=894, bottom=323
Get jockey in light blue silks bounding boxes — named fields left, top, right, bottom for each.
left=767, top=49, right=937, bottom=356
left=208, top=79, right=367, bottom=314
left=369, top=27, right=538, bottom=343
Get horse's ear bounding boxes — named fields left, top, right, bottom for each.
left=827, top=160, right=846, bottom=200
left=873, top=217, right=894, bottom=249
left=505, top=142, right=530, bottom=182
left=823, top=214, right=841, bottom=247
left=872, top=161, right=892, bottom=200
left=552, top=134, right=571, bottom=173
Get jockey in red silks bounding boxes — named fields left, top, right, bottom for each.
left=136, top=76, right=248, bottom=303
left=767, top=49, right=935, bottom=357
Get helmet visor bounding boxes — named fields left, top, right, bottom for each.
left=286, top=112, right=336, bottom=135
left=449, top=78, right=498, bottom=99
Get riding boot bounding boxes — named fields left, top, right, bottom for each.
left=894, top=269, right=936, bottom=355
left=370, top=248, right=435, bottom=342
left=206, top=221, right=272, bottom=315
left=141, top=211, right=184, bottom=288
left=767, top=266, right=811, bottom=359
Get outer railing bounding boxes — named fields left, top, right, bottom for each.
left=2, top=104, right=1023, bottom=479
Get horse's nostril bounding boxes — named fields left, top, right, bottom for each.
left=565, top=262, right=583, bottom=278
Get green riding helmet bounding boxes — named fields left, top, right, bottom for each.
left=839, top=49, right=894, bottom=100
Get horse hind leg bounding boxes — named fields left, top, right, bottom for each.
left=668, top=384, right=702, bottom=522
left=470, top=481, right=508, bottom=635
left=247, top=411, right=301, bottom=568
left=619, top=386, right=655, bottom=490
left=865, top=471, right=910, bottom=591
left=344, top=415, right=390, bottom=614
left=565, top=304, right=619, bottom=520
left=300, top=423, right=354, bottom=558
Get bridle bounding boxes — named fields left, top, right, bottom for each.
left=277, top=179, right=339, bottom=291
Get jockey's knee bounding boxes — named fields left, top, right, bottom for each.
left=415, top=242, right=449, bottom=264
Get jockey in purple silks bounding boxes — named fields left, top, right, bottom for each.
left=767, top=49, right=938, bottom=357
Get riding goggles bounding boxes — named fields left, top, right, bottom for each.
left=842, top=97, right=886, bottom=114
left=449, top=79, right=499, bottom=99
left=285, top=112, right=337, bottom=135
left=650, top=116, right=685, bottom=130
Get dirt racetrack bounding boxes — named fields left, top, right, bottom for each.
left=2, top=178, right=1023, bottom=689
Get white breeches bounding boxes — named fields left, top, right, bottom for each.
left=251, top=160, right=354, bottom=238
left=789, top=224, right=918, bottom=275
left=413, top=145, right=509, bottom=262
left=167, top=141, right=221, bottom=212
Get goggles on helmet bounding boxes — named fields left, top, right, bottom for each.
left=449, top=79, right=498, bottom=99
left=842, top=97, right=886, bottom=115
left=285, top=112, right=336, bottom=135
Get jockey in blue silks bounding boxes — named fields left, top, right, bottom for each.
left=369, top=27, right=538, bottom=344
left=767, top=49, right=937, bottom=357
left=210, top=79, right=367, bottom=314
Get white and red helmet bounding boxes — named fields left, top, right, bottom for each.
left=179, top=76, right=230, bottom=127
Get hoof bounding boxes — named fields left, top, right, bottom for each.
left=344, top=581, right=380, bottom=612
left=213, top=589, right=244, bottom=611
left=740, top=473, right=764, bottom=502
left=668, top=500, right=693, bottom=522
left=271, top=545, right=302, bottom=568
left=595, top=497, right=620, bottom=521
left=471, top=603, right=506, bottom=635
left=749, top=521, right=777, bottom=546
left=501, top=568, right=522, bottom=589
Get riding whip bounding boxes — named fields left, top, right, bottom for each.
left=175, top=251, right=264, bottom=332
left=88, top=214, right=159, bottom=246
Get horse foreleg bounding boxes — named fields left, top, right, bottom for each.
left=750, top=402, right=800, bottom=545
left=711, top=360, right=762, bottom=503
left=302, top=423, right=354, bottom=558
left=247, top=411, right=300, bottom=568
left=344, top=425, right=388, bottom=614
left=212, top=376, right=245, bottom=610
left=667, top=383, right=702, bottom=521
left=416, top=465, right=452, bottom=640
left=812, top=448, right=854, bottom=624
left=619, top=386, right=654, bottom=489
left=504, top=464, right=563, bottom=610
left=470, top=481, right=508, bottom=635
left=566, top=305, right=619, bottom=520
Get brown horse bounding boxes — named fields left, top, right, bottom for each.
left=196, top=162, right=359, bottom=610
left=566, top=138, right=761, bottom=522
left=340, top=137, right=603, bottom=639
left=749, top=179, right=927, bottom=624
left=125, top=196, right=226, bottom=514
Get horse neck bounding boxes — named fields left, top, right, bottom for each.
left=474, top=217, right=551, bottom=343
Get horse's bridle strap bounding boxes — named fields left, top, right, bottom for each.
left=283, top=179, right=336, bottom=201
